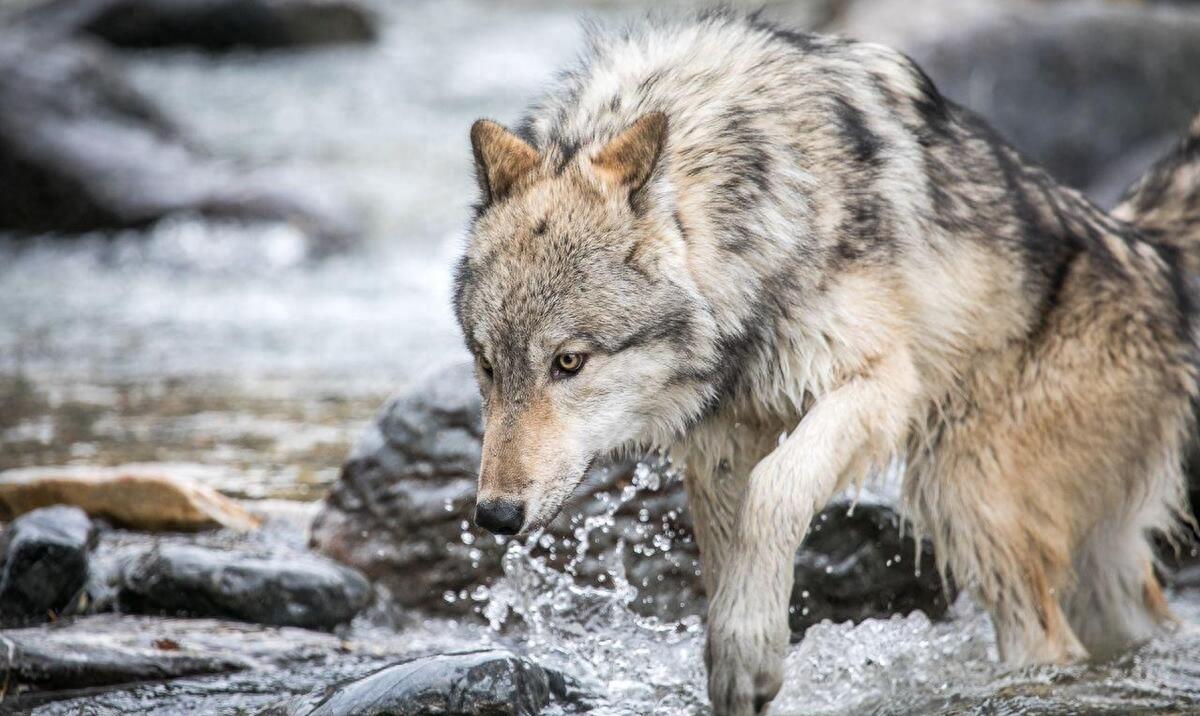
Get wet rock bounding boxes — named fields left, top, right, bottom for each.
left=1171, top=561, right=1200, bottom=591
left=790, top=496, right=951, bottom=638
left=263, top=649, right=568, bottom=716
left=309, top=362, right=698, bottom=620
left=118, top=543, right=371, bottom=629
left=0, top=616, right=248, bottom=696
left=0, top=506, right=94, bottom=627
left=0, top=33, right=358, bottom=243
left=313, top=362, right=951, bottom=634
left=0, top=613, right=377, bottom=711
left=893, top=2, right=1200, bottom=205
left=22, top=0, right=378, bottom=51
left=0, top=467, right=261, bottom=532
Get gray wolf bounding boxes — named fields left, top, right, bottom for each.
left=452, top=11, right=1200, bottom=715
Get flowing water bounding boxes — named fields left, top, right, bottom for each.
left=478, top=478, right=1200, bottom=715
left=4, top=1, right=1200, bottom=713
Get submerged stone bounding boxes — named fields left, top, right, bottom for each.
left=118, top=543, right=371, bottom=629
left=265, top=649, right=566, bottom=716
left=0, top=505, right=94, bottom=627
left=0, top=615, right=248, bottom=694
left=0, top=613, right=373, bottom=712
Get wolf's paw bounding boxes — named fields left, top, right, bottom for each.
left=705, top=613, right=785, bottom=716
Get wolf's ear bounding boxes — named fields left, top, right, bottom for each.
left=471, top=119, right=539, bottom=204
left=592, top=112, right=668, bottom=197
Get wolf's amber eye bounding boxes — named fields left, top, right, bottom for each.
left=479, top=355, right=494, bottom=379
left=553, top=352, right=586, bottom=378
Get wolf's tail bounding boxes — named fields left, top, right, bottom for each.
left=1113, top=113, right=1200, bottom=260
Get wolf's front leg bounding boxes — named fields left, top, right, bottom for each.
left=685, top=458, right=750, bottom=602
left=704, top=354, right=917, bottom=716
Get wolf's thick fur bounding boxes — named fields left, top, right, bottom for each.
left=453, top=12, right=1200, bottom=715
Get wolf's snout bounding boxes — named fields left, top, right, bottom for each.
left=474, top=499, right=524, bottom=535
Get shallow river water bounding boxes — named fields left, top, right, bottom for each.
left=4, top=1, right=1200, bottom=714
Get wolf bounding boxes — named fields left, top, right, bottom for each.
left=452, top=11, right=1200, bottom=715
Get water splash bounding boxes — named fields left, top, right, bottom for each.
left=774, top=598, right=999, bottom=715
left=474, top=461, right=708, bottom=714
left=468, top=462, right=997, bottom=716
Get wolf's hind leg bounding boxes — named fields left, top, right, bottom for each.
left=987, top=562, right=1087, bottom=666
left=1063, top=526, right=1177, bottom=659
left=916, top=465, right=1086, bottom=666
left=943, top=512, right=1086, bottom=665
left=1058, top=445, right=1189, bottom=657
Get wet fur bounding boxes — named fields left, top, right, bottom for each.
left=454, top=12, right=1200, bottom=716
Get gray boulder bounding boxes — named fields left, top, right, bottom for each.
left=0, top=615, right=247, bottom=694
left=0, top=505, right=94, bottom=627
left=309, top=361, right=699, bottom=620
left=790, top=496, right=950, bottom=637
left=0, top=33, right=358, bottom=244
left=312, top=362, right=950, bottom=635
left=118, top=543, right=372, bottom=629
left=20, top=0, right=378, bottom=51
left=904, top=2, right=1200, bottom=206
left=0, top=613, right=389, bottom=711
left=263, top=649, right=573, bottom=716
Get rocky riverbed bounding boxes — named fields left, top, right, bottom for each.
left=5, top=360, right=1200, bottom=714
left=5, top=0, right=1200, bottom=714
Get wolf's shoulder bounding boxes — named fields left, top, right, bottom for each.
left=579, top=10, right=857, bottom=69
left=518, top=11, right=928, bottom=146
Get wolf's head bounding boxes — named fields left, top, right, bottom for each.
left=453, top=113, right=714, bottom=535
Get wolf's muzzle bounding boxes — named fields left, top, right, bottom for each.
left=474, top=499, right=524, bottom=535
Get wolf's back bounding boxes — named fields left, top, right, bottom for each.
left=1115, top=113, right=1200, bottom=255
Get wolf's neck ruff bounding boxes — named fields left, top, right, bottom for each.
left=455, top=11, right=1200, bottom=716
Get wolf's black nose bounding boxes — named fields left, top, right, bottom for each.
left=474, top=500, right=524, bottom=535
